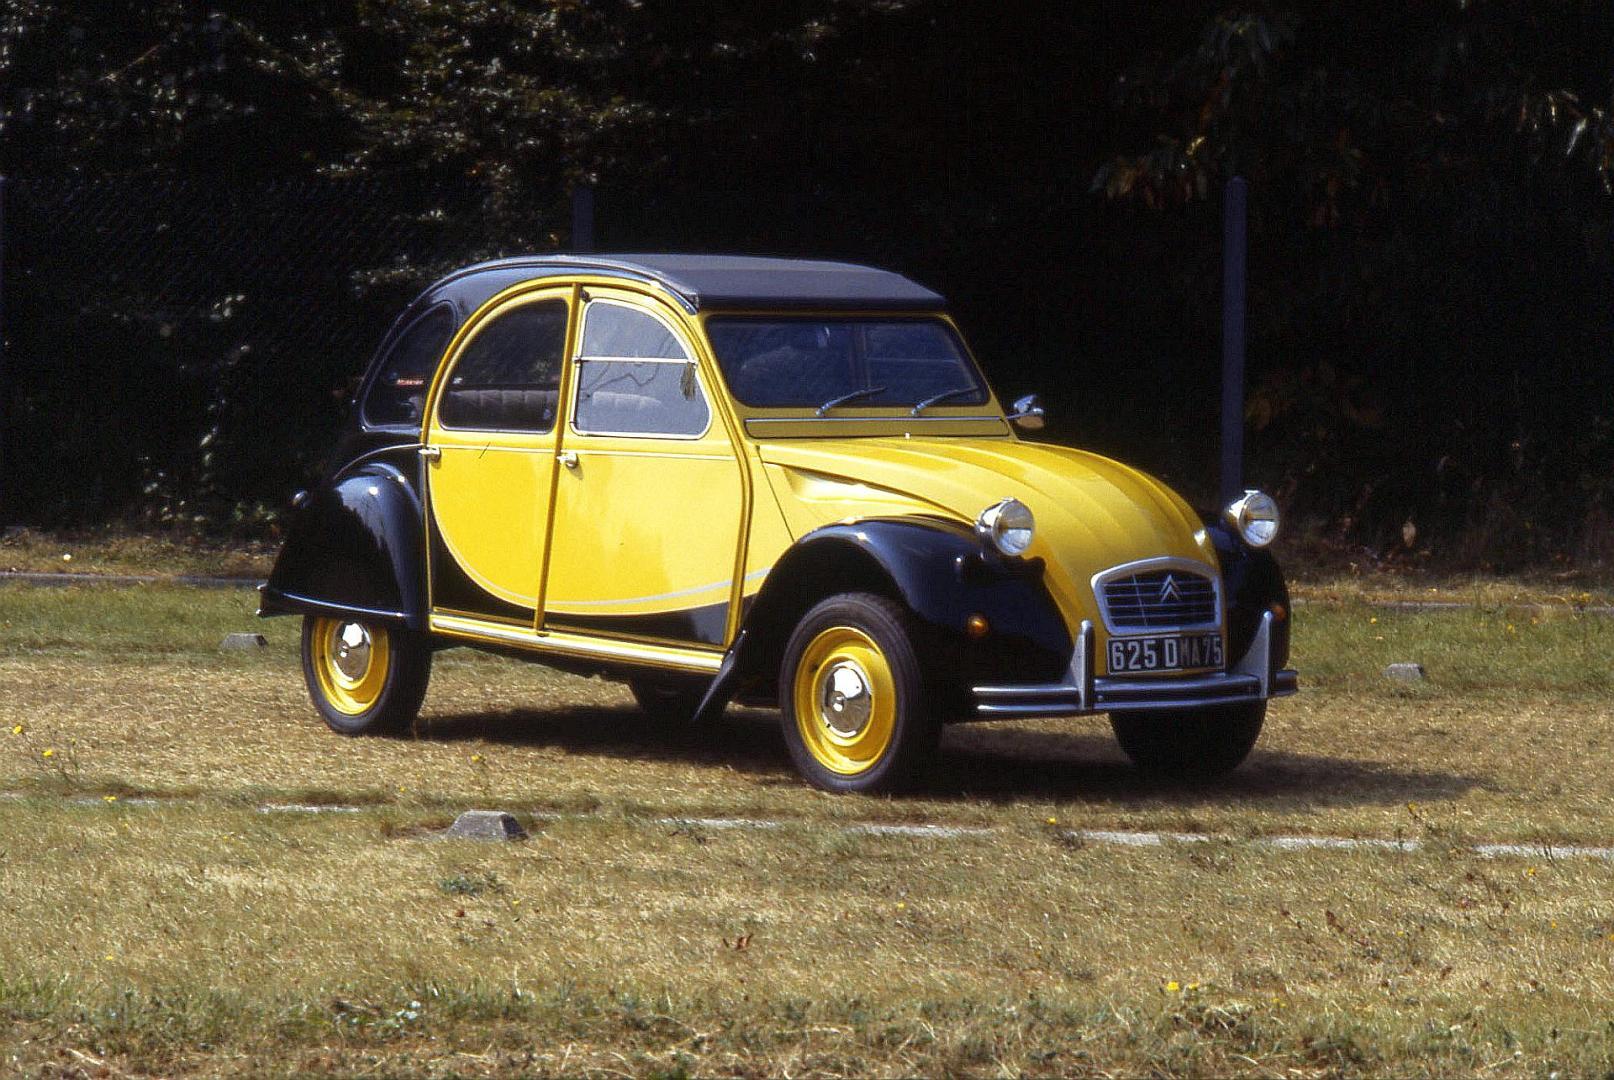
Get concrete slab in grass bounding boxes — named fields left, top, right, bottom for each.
left=444, top=810, right=528, bottom=842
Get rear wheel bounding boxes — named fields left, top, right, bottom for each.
left=779, top=593, right=938, bottom=793
left=301, top=615, right=432, bottom=736
left=1110, top=702, right=1265, bottom=781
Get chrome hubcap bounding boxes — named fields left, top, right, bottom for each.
left=332, top=622, right=371, bottom=681
left=818, top=661, right=873, bottom=738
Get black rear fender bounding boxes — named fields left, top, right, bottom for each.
left=258, top=455, right=426, bottom=630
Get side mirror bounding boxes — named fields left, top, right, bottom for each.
left=1007, top=393, right=1045, bottom=431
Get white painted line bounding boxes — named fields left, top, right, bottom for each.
left=1069, top=829, right=1211, bottom=847
left=847, top=823, right=994, bottom=838
left=1474, top=842, right=1614, bottom=861
left=1260, top=835, right=1417, bottom=852
left=8, top=792, right=1610, bottom=861
left=257, top=803, right=365, bottom=814
left=656, top=816, right=782, bottom=830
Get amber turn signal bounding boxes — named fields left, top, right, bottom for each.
left=1269, top=602, right=1288, bottom=623
left=966, top=614, right=990, bottom=639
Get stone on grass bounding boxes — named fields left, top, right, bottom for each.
left=221, top=632, right=268, bottom=650
left=445, top=810, right=527, bottom=842
left=1384, top=662, right=1426, bottom=682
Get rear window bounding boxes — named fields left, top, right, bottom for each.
left=362, top=306, right=454, bottom=427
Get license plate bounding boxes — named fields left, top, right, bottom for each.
left=1107, top=633, right=1223, bottom=673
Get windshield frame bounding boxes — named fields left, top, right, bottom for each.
left=702, top=313, right=995, bottom=413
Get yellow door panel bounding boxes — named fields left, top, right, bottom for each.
left=543, top=446, right=744, bottom=644
left=429, top=444, right=553, bottom=609
left=424, top=288, right=574, bottom=623
left=542, top=290, right=747, bottom=647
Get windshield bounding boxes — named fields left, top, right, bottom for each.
left=706, top=317, right=991, bottom=410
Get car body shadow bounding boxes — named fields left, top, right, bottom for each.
left=413, top=703, right=1484, bottom=809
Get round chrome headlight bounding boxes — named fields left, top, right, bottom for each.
left=1223, top=489, right=1280, bottom=548
left=976, top=498, right=1035, bottom=556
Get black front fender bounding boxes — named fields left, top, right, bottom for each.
left=258, top=454, right=426, bottom=629
left=1204, top=521, right=1291, bottom=668
left=707, top=518, right=1073, bottom=713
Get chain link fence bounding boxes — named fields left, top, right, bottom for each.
left=0, top=174, right=565, bottom=528
left=0, top=174, right=1206, bottom=530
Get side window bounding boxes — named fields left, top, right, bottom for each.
left=362, top=306, right=454, bottom=426
left=574, top=301, right=710, bottom=437
left=437, top=300, right=567, bottom=432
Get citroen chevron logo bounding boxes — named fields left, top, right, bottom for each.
left=1159, top=574, right=1183, bottom=604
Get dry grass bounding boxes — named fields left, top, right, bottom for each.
left=0, top=526, right=274, bottom=579
left=1, top=802, right=1610, bottom=1076
left=4, top=584, right=1613, bottom=843
left=1, top=581, right=1612, bottom=1075
left=8, top=524, right=1614, bottom=606
left=1290, top=574, right=1614, bottom=610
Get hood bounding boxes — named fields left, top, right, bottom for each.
left=757, top=437, right=1218, bottom=624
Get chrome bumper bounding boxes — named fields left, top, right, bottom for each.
left=972, top=611, right=1297, bottom=720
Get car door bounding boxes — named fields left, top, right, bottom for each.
left=541, top=290, right=746, bottom=649
left=423, top=287, right=574, bottom=625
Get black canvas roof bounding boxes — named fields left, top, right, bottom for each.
left=424, top=253, right=945, bottom=314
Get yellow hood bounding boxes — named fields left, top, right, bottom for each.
left=757, top=437, right=1218, bottom=628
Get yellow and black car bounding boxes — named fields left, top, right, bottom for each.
left=261, top=255, right=1297, bottom=792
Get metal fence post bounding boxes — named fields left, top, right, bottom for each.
left=1220, top=175, right=1248, bottom=505
left=571, top=184, right=595, bottom=253
left=0, top=175, right=8, bottom=523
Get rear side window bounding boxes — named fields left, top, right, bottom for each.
left=438, top=301, right=568, bottom=432
left=362, top=306, right=454, bottom=426
left=573, top=301, right=710, bottom=437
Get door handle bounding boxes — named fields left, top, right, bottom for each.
left=418, top=446, right=441, bottom=462
left=557, top=450, right=579, bottom=469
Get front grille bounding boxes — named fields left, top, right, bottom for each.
left=1100, top=568, right=1218, bottom=630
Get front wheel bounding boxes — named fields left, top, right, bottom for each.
left=778, top=593, right=938, bottom=793
left=301, top=615, right=432, bottom=736
left=1110, top=702, right=1265, bottom=781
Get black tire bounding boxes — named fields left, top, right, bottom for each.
left=1110, top=702, right=1265, bottom=781
left=628, top=677, right=708, bottom=724
left=778, top=592, right=939, bottom=793
left=300, top=614, right=432, bottom=736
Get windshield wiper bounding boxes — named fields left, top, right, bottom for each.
left=909, top=387, right=978, bottom=416
left=815, top=386, right=888, bottom=416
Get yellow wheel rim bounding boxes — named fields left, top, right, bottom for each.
left=792, top=625, right=897, bottom=776
left=310, top=617, right=391, bottom=715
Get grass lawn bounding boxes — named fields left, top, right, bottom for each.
left=1, top=581, right=1611, bottom=1076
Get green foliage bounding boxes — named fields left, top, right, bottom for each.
left=0, top=2, right=923, bottom=532
left=2, top=2, right=1612, bottom=565
left=1093, top=4, right=1614, bottom=564
left=438, top=870, right=505, bottom=898
left=0, top=2, right=914, bottom=215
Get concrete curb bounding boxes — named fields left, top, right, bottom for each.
left=0, top=570, right=263, bottom=589
left=248, top=802, right=1614, bottom=861
left=6, top=569, right=1614, bottom=615
left=15, top=793, right=1610, bottom=860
